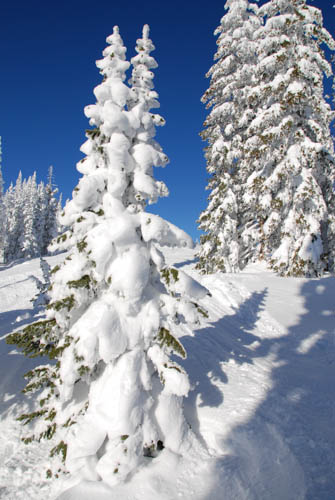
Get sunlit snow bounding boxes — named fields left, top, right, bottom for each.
left=0, top=248, right=334, bottom=499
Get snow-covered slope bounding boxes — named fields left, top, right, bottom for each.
left=0, top=249, right=334, bottom=500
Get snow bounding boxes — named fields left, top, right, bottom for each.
left=0, top=248, right=334, bottom=499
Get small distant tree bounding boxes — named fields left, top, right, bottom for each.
left=3, top=171, right=24, bottom=262
left=31, top=257, right=52, bottom=308
left=21, top=172, right=40, bottom=259
left=0, top=137, right=4, bottom=262
left=41, top=166, right=61, bottom=255
left=7, top=25, right=207, bottom=486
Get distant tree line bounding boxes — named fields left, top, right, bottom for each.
left=0, top=144, right=62, bottom=263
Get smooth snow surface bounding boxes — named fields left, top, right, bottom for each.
left=0, top=249, right=334, bottom=499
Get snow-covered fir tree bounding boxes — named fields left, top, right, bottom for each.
left=240, top=0, right=335, bottom=276
left=21, top=172, right=40, bottom=259
left=3, top=171, right=24, bottom=262
left=2, top=170, right=61, bottom=262
left=31, top=257, right=52, bottom=308
left=41, top=166, right=61, bottom=255
left=0, top=137, right=4, bottom=262
left=198, top=0, right=335, bottom=277
left=7, top=25, right=207, bottom=486
left=197, top=0, right=261, bottom=273
left=0, top=138, right=3, bottom=197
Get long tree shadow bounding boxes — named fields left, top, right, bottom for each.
left=195, top=276, right=335, bottom=500
left=180, top=288, right=268, bottom=445
left=0, top=306, right=45, bottom=415
left=0, top=308, right=34, bottom=338
left=173, top=258, right=199, bottom=269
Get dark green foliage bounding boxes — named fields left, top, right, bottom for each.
left=6, top=317, right=61, bottom=445
left=163, top=362, right=181, bottom=373
left=160, top=267, right=179, bottom=286
left=47, top=295, right=75, bottom=312
left=42, top=422, right=57, bottom=440
left=78, top=365, right=90, bottom=376
left=50, top=440, right=67, bottom=462
left=18, top=407, right=57, bottom=445
left=17, top=409, right=47, bottom=425
left=68, top=275, right=91, bottom=290
left=157, top=327, right=186, bottom=359
left=196, top=250, right=226, bottom=275
left=192, top=302, right=209, bottom=319
left=24, top=366, right=57, bottom=394
left=86, top=128, right=100, bottom=139
left=77, top=239, right=88, bottom=253
left=6, top=308, right=76, bottom=471
left=6, top=319, right=57, bottom=358
left=56, top=233, right=67, bottom=244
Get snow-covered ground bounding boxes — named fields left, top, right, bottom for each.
left=0, top=248, right=334, bottom=499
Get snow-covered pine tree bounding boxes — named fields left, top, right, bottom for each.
left=0, top=137, right=3, bottom=197
left=34, top=180, right=47, bottom=254
left=0, top=137, right=4, bottom=263
left=3, top=171, right=24, bottom=262
left=240, top=0, right=335, bottom=276
left=197, top=0, right=261, bottom=273
left=7, top=25, right=207, bottom=486
left=41, top=166, right=61, bottom=255
left=2, top=182, right=14, bottom=262
left=21, top=172, right=40, bottom=259
left=31, top=257, right=52, bottom=308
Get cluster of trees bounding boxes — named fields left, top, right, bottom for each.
left=6, top=0, right=335, bottom=492
left=0, top=151, right=61, bottom=263
left=197, top=0, right=335, bottom=277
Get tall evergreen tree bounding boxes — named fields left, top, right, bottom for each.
left=4, top=171, right=24, bottom=261
left=7, top=25, right=207, bottom=486
left=21, top=172, right=40, bottom=259
left=0, top=137, right=3, bottom=196
left=241, top=0, right=335, bottom=276
left=198, top=0, right=335, bottom=277
left=34, top=180, right=47, bottom=253
left=197, top=0, right=261, bottom=273
left=41, top=166, right=60, bottom=255
left=0, top=137, right=4, bottom=262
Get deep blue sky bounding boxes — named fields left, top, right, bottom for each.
left=0, top=0, right=334, bottom=241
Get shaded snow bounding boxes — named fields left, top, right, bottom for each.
left=0, top=249, right=334, bottom=499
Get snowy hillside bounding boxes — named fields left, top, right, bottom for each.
left=0, top=248, right=334, bottom=500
